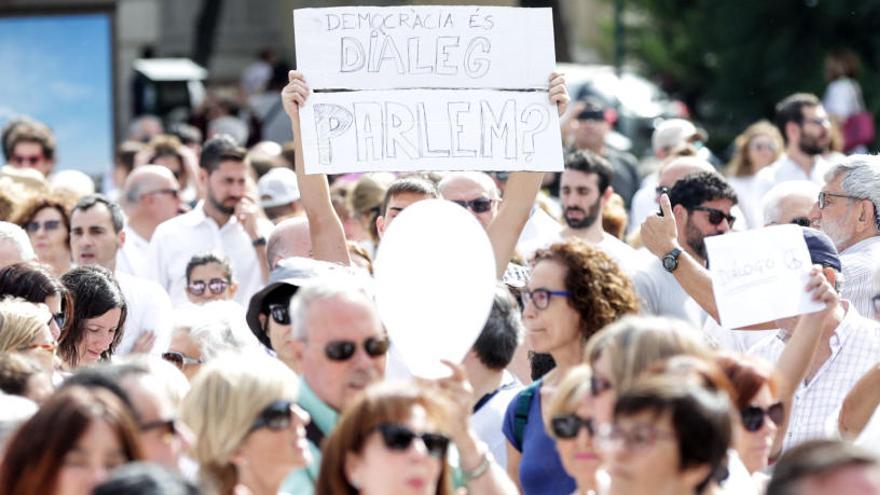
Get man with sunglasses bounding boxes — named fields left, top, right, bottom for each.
left=116, top=165, right=182, bottom=279
left=438, top=172, right=500, bottom=229
left=281, top=276, right=389, bottom=495
left=809, top=156, right=880, bottom=321
left=633, top=171, right=738, bottom=327
left=71, top=194, right=173, bottom=356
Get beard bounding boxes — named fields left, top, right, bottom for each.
left=208, top=190, right=237, bottom=215
left=685, top=220, right=711, bottom=261
left=564, top=199, right=601, bottom=229
left=819, top=217, right=852, bottom=251
left=798, top=133, right=827, bottom=156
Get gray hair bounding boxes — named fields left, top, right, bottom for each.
left=172, top=301, right=258, bottom=361
left=0, top=221, right=35, bottom=262
left=762, top=180, right=821, bottom=225
left=288, top=274, right=375, bottom=341
left=825, top=155, right=880, bottom=230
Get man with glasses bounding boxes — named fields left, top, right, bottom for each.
left=71, top=194, right=173, bottom=356
left=809, top=156, right=880, bottom=320
left=117, top=165, right=182, bottom=279
left=438, top=172, right=500, bottom=230
left=281, top=275, right=388, bottom=495
left=756, top=93, right=833, bottom=196
left=632, top=171, right=738, bottom=326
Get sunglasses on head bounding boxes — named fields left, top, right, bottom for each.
left=267, top=303, right=290, bottom=325
left=161, top=351, right=204, bottom=369
left=187, top=278, right=229, bottom=296
left=325, top=336, right=390, bottom=361
left=740, top=402, right=784, bottom=432
left=374, top=423, right=450, bottom=459
left=249, top=400, right=296, bottom=433
left=690, top=206, right=736, bottom=227
left=551, top=414, right=596, bottom=439
left=24, top=220, right=61, bottom=233
left=450, top=197, right=494, bottom=214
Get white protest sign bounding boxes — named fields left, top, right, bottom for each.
left=706, top=224, right=823, bottom=329
left=294, top=6, right=563, bottom=174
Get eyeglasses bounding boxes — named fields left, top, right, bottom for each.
left=450, top=197, right=495, bottom=214
left=268, top=303, right=290, bottom=325
left=19, top=341, right=57, bottom=353
left=373, top=423, right=450, bottom=459
left=24, top=220, right=62, bottom=233
left=596, top=423, right=676, bottom=453
left=521, top=288, right=571, bottom=310
left=817, top=191, right=864, bottom=209
left=749, top=141, right=777, bottom=152
left=690, top=206, right=736, bottom=227
left=790, top=217, right=812, bottom=227
left=576, top=109, right=606, bottom=121
left=161, top=351, right=204, bottom=369
left=741, top=402, right=784, bottom=432
left=187, top=278, right=229, bottom=296
left=140, top=418, right=179, bottom=443
left=551, top=414, right=596, bottom=439
left=590, top=375, right=613, bottom=396
left=325, top=336, right=390, bottom=361
left=12, top=154, right=44, bottom=166
left=142, top=188, right=179, bottom=199
left=249, top=400, right=297, bottom=433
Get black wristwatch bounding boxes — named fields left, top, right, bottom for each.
left=662, top=247, right=682, bottom=273
left=252, top=236, right=267, bottom=247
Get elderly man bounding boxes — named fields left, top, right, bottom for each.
left=281, top=275, right=388, bottom=495
left=763, top=180, right=822, bottom=226
left=810, top=155, right=880, bottom=320
left=266, top=216, right=312, bottom=269
left=117, top=165, right=181, bottom=279
left=0, top=222, right=35, bottom=268
left=438, top=172, right=500, bottom=229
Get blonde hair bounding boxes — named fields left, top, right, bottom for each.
left=726, top=120, right=783, bottom=177
left=545, top=365, right=592, bottom=437
left=180, top=351, right=299, bottom=494
left=585, top=315, right=714, bottom=392
left=0, top=297, right=50, bottom=352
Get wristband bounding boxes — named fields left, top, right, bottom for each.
left=252, top=236, right=267, bottom=247
left=460, top=450, right=492, bottom=485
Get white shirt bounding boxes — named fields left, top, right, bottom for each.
left=632, top=257, right=707, bottom=327
left=116, top=225, right=151, bottom=280
left=824, top=78, right=864, bottom=118
left=748, top=301, right=880, bottom=452
left=840, top=236, right=880, bottom=321
left=115, top=272, right=173, bottom=355
left=755, top=154, right=831, bottom=201
left=147, top=202, right=273, bottom=308
left=596, top=233, right=648, bottom=275
left=469, top=372, right=522, bottom=469
left=703, top=316, right=775, bottom=353
left=727, top=175, right=763, bottom=230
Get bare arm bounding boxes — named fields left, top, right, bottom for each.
left=770, top=266, right=838, bottom=457
left=839, top=364, right=880, bottom=438
left=281, top=70, right=351, bottom=266
left=486, top=72, right=569, bottom=279
left=505, top=442, right=524, bottom=494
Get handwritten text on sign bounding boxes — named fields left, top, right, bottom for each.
left=294, top=6, right=562, bottom=174
left=706, top=224, right=822, bottom=329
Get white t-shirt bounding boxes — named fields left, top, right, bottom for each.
left=115, top=272, right=173, bottom=355
left=116, top=225, right=151, bottom=280
left=824, top=78, right=863, bottom=118
left=469, top=372, right=523, bottom=469
left=703, top=317, right=776, bottom=353
left=632, top=257, right=707, bottom=328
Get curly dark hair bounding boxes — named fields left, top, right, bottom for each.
left=668, top=171, right=738, bottom=211
left=11, top=196, right=71, bottom=246
left=532, top=239, right=639, bottom=342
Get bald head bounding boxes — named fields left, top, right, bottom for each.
left=125, top=165, right=179, bottom=204
left=267, top=217, right=312, bottom=268
left=124, top=165, right=181, bottom=225
left=438, top=172, right=500, bottom=229
left=658, top=157, right=716, bottom=191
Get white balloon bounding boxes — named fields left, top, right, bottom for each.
left=374, top=199, right=497, bottom=378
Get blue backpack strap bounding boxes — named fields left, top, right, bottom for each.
left=513, top=379, right=542, bottom=448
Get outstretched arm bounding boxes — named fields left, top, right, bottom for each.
left=487, top=72, right=569, bottom=279
left=281, top=70, right=351, bottom=266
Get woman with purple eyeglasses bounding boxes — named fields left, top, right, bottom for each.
left=184, top=252, right=238, bottom=305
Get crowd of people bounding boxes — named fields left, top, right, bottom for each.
left=0, top=52, right=878, bottom=495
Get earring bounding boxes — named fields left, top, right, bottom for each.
left=350, top=478, right=361, bottom=490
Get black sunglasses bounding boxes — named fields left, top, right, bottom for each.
left=325, top=336, right=390, bottom=361
left=187, top=278, right=229, bottom=296
left=740, top=402, right=784, bottom=432
left=140, top=418, right=178, bottom=438
left=249, top=400, right=296, bottom=433
left=450, top=197, right=495, bottom=214
left=268, top=303, right=290, bottom=325
left=690, top=206, right=736, bottom=227
left=551, top=414, right=596, bottom=439
left=24, top=220, right=62, bottom=233
left=161, top=351, right=204, bottom=369
left=374, top=423, right=450, bottom=459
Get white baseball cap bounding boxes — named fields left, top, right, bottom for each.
left=258, top=167, right=300, bottom=208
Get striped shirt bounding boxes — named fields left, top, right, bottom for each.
left=841, top=236, right=880, bottom=321
left=748, top=301, right=880, bottom=452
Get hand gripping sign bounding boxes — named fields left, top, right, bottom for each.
left=294, top=5, right=563, bottom=174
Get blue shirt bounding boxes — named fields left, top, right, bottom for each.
left=502, top=382, right=576, bottom=495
